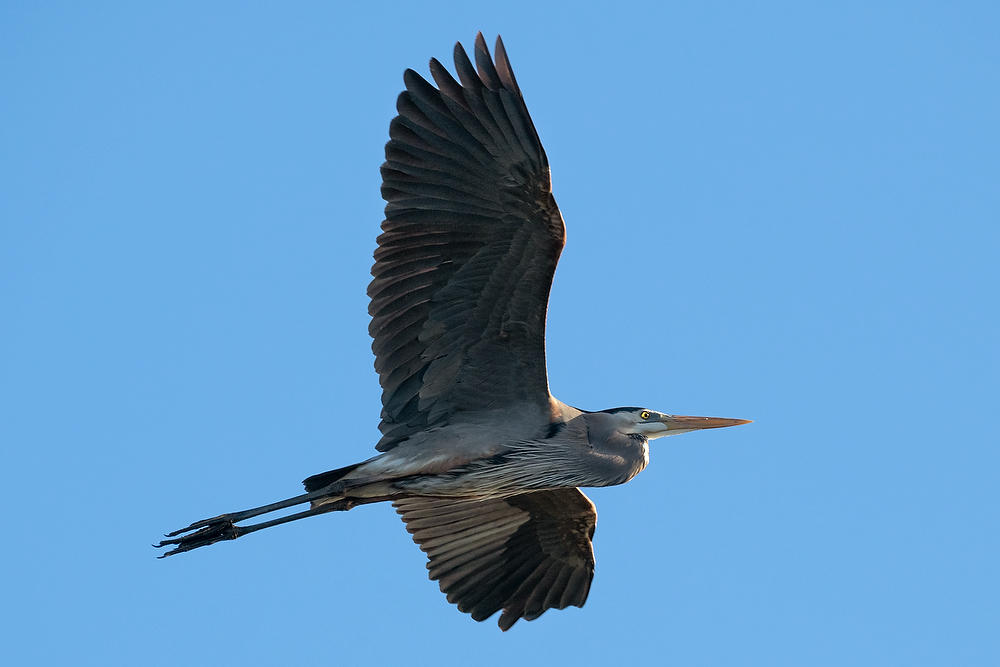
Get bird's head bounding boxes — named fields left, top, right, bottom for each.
left=600, top=407, right=751, bottom=440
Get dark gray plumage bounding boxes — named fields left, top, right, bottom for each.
left=157, top=33, right=749, bottom=631
left=372, top=34, right=563, bottom=452
left=395, top=489, right=595, bottom=631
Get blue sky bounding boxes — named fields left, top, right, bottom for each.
left=3, top=2, right=998, bottom=665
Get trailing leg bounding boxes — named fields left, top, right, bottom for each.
left=155, top=497, right=355, bottom=557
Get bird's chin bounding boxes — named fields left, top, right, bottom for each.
left=655, top=429, right=694, bottom=438
left=636, top=427, right=674, bottom=440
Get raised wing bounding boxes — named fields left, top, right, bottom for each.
left=394, top=488, right=597, bottom=630
left=371, top=33, right=565, bottom=451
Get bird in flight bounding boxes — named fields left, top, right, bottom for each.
left=157, top=33, right=750, bottom=631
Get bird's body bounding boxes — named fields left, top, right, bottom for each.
left=158, top=33, right=749, bottom=631
left=309, top=400, right=648, bottom=500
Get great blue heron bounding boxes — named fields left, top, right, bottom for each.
left=157, top=33, right=750, bottom=631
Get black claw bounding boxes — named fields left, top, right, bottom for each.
left=165, top=522, right=204, bottom=538
left=162, top=514, right=233, bottom=538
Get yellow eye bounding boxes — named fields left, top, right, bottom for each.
left=640, top=411, right=651, bottom=420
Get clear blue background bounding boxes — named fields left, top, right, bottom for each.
left=3, top=2, right=998, bottom=665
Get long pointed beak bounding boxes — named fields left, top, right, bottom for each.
left=662, top=415, right=752, bottom=431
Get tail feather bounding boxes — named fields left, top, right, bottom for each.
left=302, top=461, right=364, bottom=493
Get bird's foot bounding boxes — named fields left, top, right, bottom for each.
left=155, top=515, right=240, bottom=557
